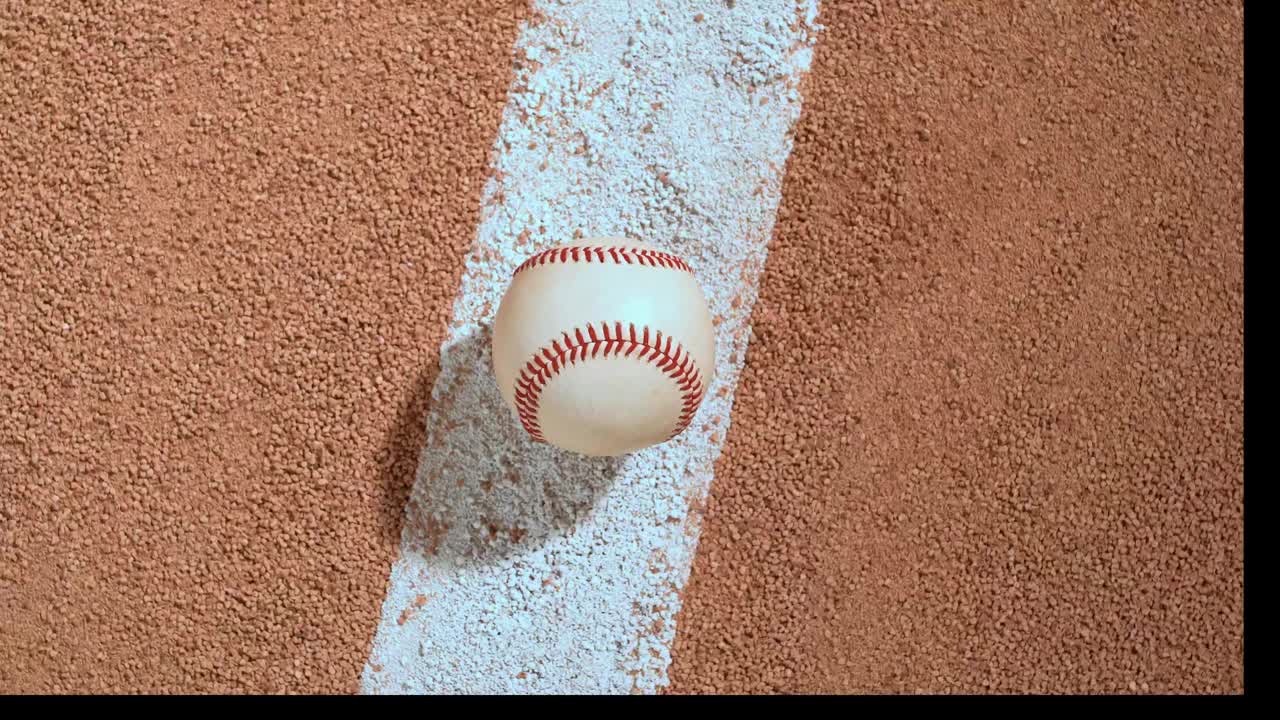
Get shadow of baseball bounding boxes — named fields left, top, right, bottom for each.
left=392, top=322, right=622, bottom=567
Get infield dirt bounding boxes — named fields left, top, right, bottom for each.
left=0, top=0, right=1243, bottom=694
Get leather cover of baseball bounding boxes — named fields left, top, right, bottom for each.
left=492, top=238, right=716, bottom=457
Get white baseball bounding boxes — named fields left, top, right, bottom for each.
left=492, top=238, right=716, bottom=457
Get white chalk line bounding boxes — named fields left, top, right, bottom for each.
left=361, top=0, right=820, bottom=694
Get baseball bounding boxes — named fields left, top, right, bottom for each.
left=492, top=238, right=716, bottom=457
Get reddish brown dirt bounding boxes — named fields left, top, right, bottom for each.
left=1, top=0, right=1244, bottom=696
left=669, top=1, right=1243, bottom=694
left=0, top=0, right=523, bottom=693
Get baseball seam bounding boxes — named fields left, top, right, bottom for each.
left=512, top=245, right=694, bottom=276
left=512, top=321, right=707, bottom=445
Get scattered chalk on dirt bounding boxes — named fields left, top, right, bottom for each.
left=668, top=1, right=1243, bottom=694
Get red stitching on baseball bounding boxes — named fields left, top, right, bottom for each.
left=513, top=321, right=708, bottom=445
left=512, top=245, right=694, bottom=276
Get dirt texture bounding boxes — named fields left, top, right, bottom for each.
left=669, top=0, right=1244, bottom=695
left=0, top=0, right=1244, bottom=695
left=1, top=0, right=523, bottom=693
